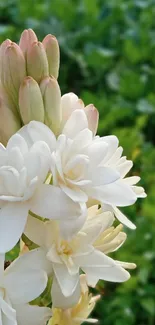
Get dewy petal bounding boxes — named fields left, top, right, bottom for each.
left=53, top=263, right=79, bottom=297
left=52, top=275, right=80, bottom=308
left=112, top=206, right=136, bottom=229
left=5, top=267, right=48, bottom=304
left=62, top=109, right=88, bottom=139
left=15, top=304, right=52, bottom=325
left=0, top=201, right=29, bottom=253
left=30, top=184, right=83, bottom=220
left=19, top=121, right=56, bottom=152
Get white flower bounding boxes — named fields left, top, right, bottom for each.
left=0, top=130, right=83, bottom=253
left=60, top=92, right=99, bottom=136
left=0, top=252, right=51, bottom=325
left=24, top=213, right=130, bottom=308
left=20, top=118, right=146, bottom=232
left=50, top=275, right=99, bottom=325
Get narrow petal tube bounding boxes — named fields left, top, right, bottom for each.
left=26, top=41, right=49, bottom=83
left=19, top=76, right=44, bottom=124
left=40, top=76, right=61, bottom=135
left=42, top=34, right=60, bottom=79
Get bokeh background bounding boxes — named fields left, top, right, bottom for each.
left=1, top=0, right=155, bottom=324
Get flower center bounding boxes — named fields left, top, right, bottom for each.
left=57, top=240, right=73, bottom=256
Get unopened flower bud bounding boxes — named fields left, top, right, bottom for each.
left=40, top=76, right=61, bottom=135
left=0, top=97, right=21, bottom=145
left=0, top=42, right=26, bottom=109
left=19, top=76, right=44, bottom=124
left=84, top=104, right=99, bottom=136
left=19, top=28, right=38, bottom=56
left=26, top=41, right=49, bottom=83
left=42, top=34, right=60, bottom=79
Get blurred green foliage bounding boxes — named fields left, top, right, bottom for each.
left=1, top=0, right=155, bottom=324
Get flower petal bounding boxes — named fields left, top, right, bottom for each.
left=19, top=121, right=56, bottom=152
left=5, top=264, right=47, bottom=304
left=15, top=304, right=52, bottom=325
left=6, top=248, right=52, bottom=277
left=53, top=263, right=79, bottom=297
left=52, top=275, right=80, bottom=308
left=76, top=250, right=130, bottom=284
left=30, top=184, right=83, bottom=220
left=62, top=109, right=88, bottom=139
left=0, top=202, right=29, bottom=253
left=112, top=206, right=136, bottom=229
left=24, top=215, right=46, bottom=247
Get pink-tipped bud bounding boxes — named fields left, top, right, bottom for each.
left=85, top=104, right=99, bottom=135
left=19, top=29, right=38, bottom=55
left=42, top=34, right=60, bottom=79
left=26, top=41, right=49, bottom=83
left=19, top=76, right=44, bottom=124
left=0, top=42, right=26, bottom=109
left=40, top=76, right=61, bottom=135
left=0, top=97, right=21, bottom=145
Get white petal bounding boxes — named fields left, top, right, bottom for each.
left=5, top=267, right=47, bottom=304
left=30, top=184, right=83, bottom=219
left=124, top=176, right=140, bottom=185
left=132, top=186, right=147, bottom=198
left=19, top=121, right=56, bottom=152
left=52, top=275, right=80, bottom=308
left=24, top=215, right=46, bottom=247
left=91, top=167, right=120, bottom=186
left=77, top=250, right=130, bottom=284
left=113, top=206, right=136, bottom=229
left=0, top=202, right=29, bottom=253
left=62, top=109, right=88, bottom=139
left=6, top=248, right=52, bottom=277
left=7, top=134, right=28, bottom=155
left=101, top=135, right=119, bottom=163
left=59, top=204, right=87, bottom=240
left=91, top=180, right=137, bottom=207
left=87, top=141, right=108, bottom=168
left=60, top=183, right=88, bottom=202
left=53, top=263, right=79, bottom=297
left=15, top=304, right=52, bottom=325
left=117, top=160, right=133, bottom=178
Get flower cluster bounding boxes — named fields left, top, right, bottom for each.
left=0, top=29, right=146, bottom=325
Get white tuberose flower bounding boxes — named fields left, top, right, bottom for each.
left=20, top=117, right=146, bottom=231
left=24, top=214, right=130, bottom=309
left=0, top=253, right=51, bottom=325
left=0, top=130, right=83, bottom=253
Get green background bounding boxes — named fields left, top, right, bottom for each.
left=1, top=0, right=155, bottom=324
